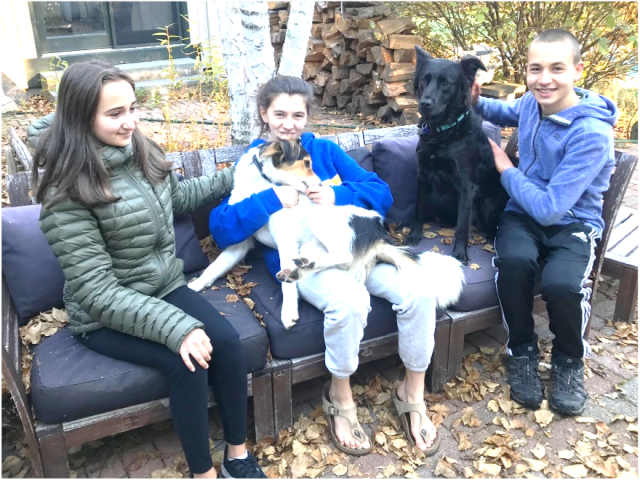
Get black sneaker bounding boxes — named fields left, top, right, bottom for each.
left=508, top=345, right=543, bottom=409
left=549, top=356, right=587, bottom=416
left=221, top=447, right=267, bottom=478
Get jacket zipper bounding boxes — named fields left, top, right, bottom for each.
left=122, top=165, right=168, bottom=285
left=524, top=117, right=543, bottom=176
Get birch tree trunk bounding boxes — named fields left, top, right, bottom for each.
left=278, top=1, right=315, bottom=77
left=240, top=1, right=276, bottom=141
left=215, top=1, right=251, bottom=144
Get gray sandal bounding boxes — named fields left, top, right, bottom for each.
left=392, top=387, right=440, bottom=455
left=321, top=382, right=372, bottom=456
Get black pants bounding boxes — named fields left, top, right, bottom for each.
left=494, top=212, right=597, bottom=359
left=80, top=286, right=248, bottom=474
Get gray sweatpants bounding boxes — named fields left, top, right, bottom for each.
left=297, top=263, right=437, bottom=379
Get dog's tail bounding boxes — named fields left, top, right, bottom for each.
left=375, top=245, right=465, bottom=309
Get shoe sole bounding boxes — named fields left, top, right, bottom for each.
left=549, top=397, right=586, bottom=416
left=510, top=391, right=542, bottom=410
left=221, top=464, right=234, bottom=478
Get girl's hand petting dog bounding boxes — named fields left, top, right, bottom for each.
left=306, top=185, right=336, bottom=205
left=180, top=329, right=213, bottom=372
left=274, top=186, right=300, bottom=208
left=488, top=138, right=515, bottom=174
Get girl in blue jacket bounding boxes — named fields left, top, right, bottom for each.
left=210, top=76, right=441, bottom=456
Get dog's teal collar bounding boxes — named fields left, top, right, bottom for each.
left=420, top=110, right=470, bottom=135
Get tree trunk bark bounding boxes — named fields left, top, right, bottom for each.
left=278, top=1, right=315, bottom=77
left=241, top=1, right=276, bottom=142
left=215, top=1, right=250, bottom=145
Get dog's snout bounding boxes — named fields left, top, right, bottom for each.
left=420, top=98, right=434, bottom=109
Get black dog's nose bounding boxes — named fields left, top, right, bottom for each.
left=420, top=98, right=434, bottom=109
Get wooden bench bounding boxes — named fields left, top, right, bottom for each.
left=602, top=205, right=638, bottom=322
left=3, top=124, right=637, bottom=477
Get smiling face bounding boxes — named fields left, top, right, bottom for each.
left=259, top=93, right=308, bottom=141
left=526, top=39, right=584, bottom=116
left=92, top=79, right=139, bottom=147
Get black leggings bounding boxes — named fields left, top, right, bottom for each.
left=80, top=286, right=248, bottom=474
left=494, top=212, right=597, bottom=359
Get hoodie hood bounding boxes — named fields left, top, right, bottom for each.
left=546, top=87, right=618, bottom=127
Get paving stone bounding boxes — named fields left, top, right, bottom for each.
left=584, top=370, right=622, bottom=396
left=579, top=399, right=616, bottom=423
left=153, top=431, right=183, bottom=457
left=121, top=442, right=160, bottom=472
left=619, top=376, right=638, bottom=405
left=98, top=456, right=126, bottom=478
left=590, top=352, right=637, bottom=380
left=128, top=457, right=165, bottom=478
left=466, top=331, right=503, bottom=350
left=162, top=452, right=187, bottom=469
left=599, top=396, right=639, bottom=418
left=592, top=298, right=617, bottom=321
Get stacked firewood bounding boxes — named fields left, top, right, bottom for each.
left=269, top=2, right=421, bottom=126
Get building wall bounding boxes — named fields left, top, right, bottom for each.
left=0, top=1, right=37, bottom=89
left=186, top=1, right=221, bottom=51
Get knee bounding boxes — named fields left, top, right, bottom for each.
left=324, top=285, right=370, bottom=328
left=209, top=327, right=242, bottom=356
left=541, top=276, right=581, bottom=301
left=495, top=252, right=537, bottom=276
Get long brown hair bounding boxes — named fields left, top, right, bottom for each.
left=33, top=60, right=171, bottom=208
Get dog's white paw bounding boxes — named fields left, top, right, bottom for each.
left=292, top=256, right=315, bottom=269
left=188, top=277, right=210, bottom=292
left=276, top=267, right=300, bottom=283
left=280, top=306, right=299, bottom=330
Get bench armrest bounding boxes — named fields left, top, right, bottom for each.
left=2, top=277, right=44, bottom=476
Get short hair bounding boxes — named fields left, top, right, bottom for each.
left=530, top=29, right=581, bottom=65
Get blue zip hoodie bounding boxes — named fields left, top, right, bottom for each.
left=475, top=87, right=618, bottom=235
left=209, top=131, right=393, bottom=277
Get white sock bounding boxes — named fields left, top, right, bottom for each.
left=228, top=450, right=248, bottom=461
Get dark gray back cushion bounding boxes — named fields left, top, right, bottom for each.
left=2, top=203, right=208, bottom=322
left=2, top=205, right=66, bottom=322
left=371, top=135, right=419, bottom=226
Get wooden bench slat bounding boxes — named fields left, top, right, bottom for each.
left=607, top=206, right=638, bottom=251
left=609, top=230, right=638, bottom=258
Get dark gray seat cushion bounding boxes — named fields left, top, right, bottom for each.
left=30, top=279, right=268, bottom=424
left=407, top=231, right=499, bottom=312
left=243, top=251, right=448, bottom=360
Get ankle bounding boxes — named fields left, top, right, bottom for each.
left=226, top=444, right=247, bottom=459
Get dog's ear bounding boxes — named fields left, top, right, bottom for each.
left=460, top=55, right=487, bottom=82
left=260, top=141, right=284, bottom=167
left=415, top=46, right=433, bottom=67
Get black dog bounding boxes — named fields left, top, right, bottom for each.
left=403, top=46, right=510, bottom=264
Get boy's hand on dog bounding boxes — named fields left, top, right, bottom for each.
left=305, top=186, right=336, bottom=205
left=179, top=329, right=213, bottom=372
left=471, top=80, right=482, bottom=106
left=274, top=186, right=300, bottom=208
left=488, top=138, right=515, bottom=174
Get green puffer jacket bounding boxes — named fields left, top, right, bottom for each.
left=31, top=114, right=234, bottom=353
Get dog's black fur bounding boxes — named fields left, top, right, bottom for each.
left=404, top=46, right=511, bottom=263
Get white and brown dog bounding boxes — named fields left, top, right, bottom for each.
left=189, top=139, right=465, bottom=329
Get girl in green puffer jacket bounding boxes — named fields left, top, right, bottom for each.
left=33, top=61, right=265, bottom=479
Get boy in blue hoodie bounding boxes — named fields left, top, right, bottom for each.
left=472, top=29, right=618, bottom=415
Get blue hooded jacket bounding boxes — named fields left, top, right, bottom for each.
left=475, top=87, right=618, bottom=235
left=209, top=132, right=392, bottom=277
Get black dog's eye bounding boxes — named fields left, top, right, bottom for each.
left=442, top=80, right=450, bottom=87
left=420, top=78, right=427, bottom=86
left=304, top=160, right=311, bottom=168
